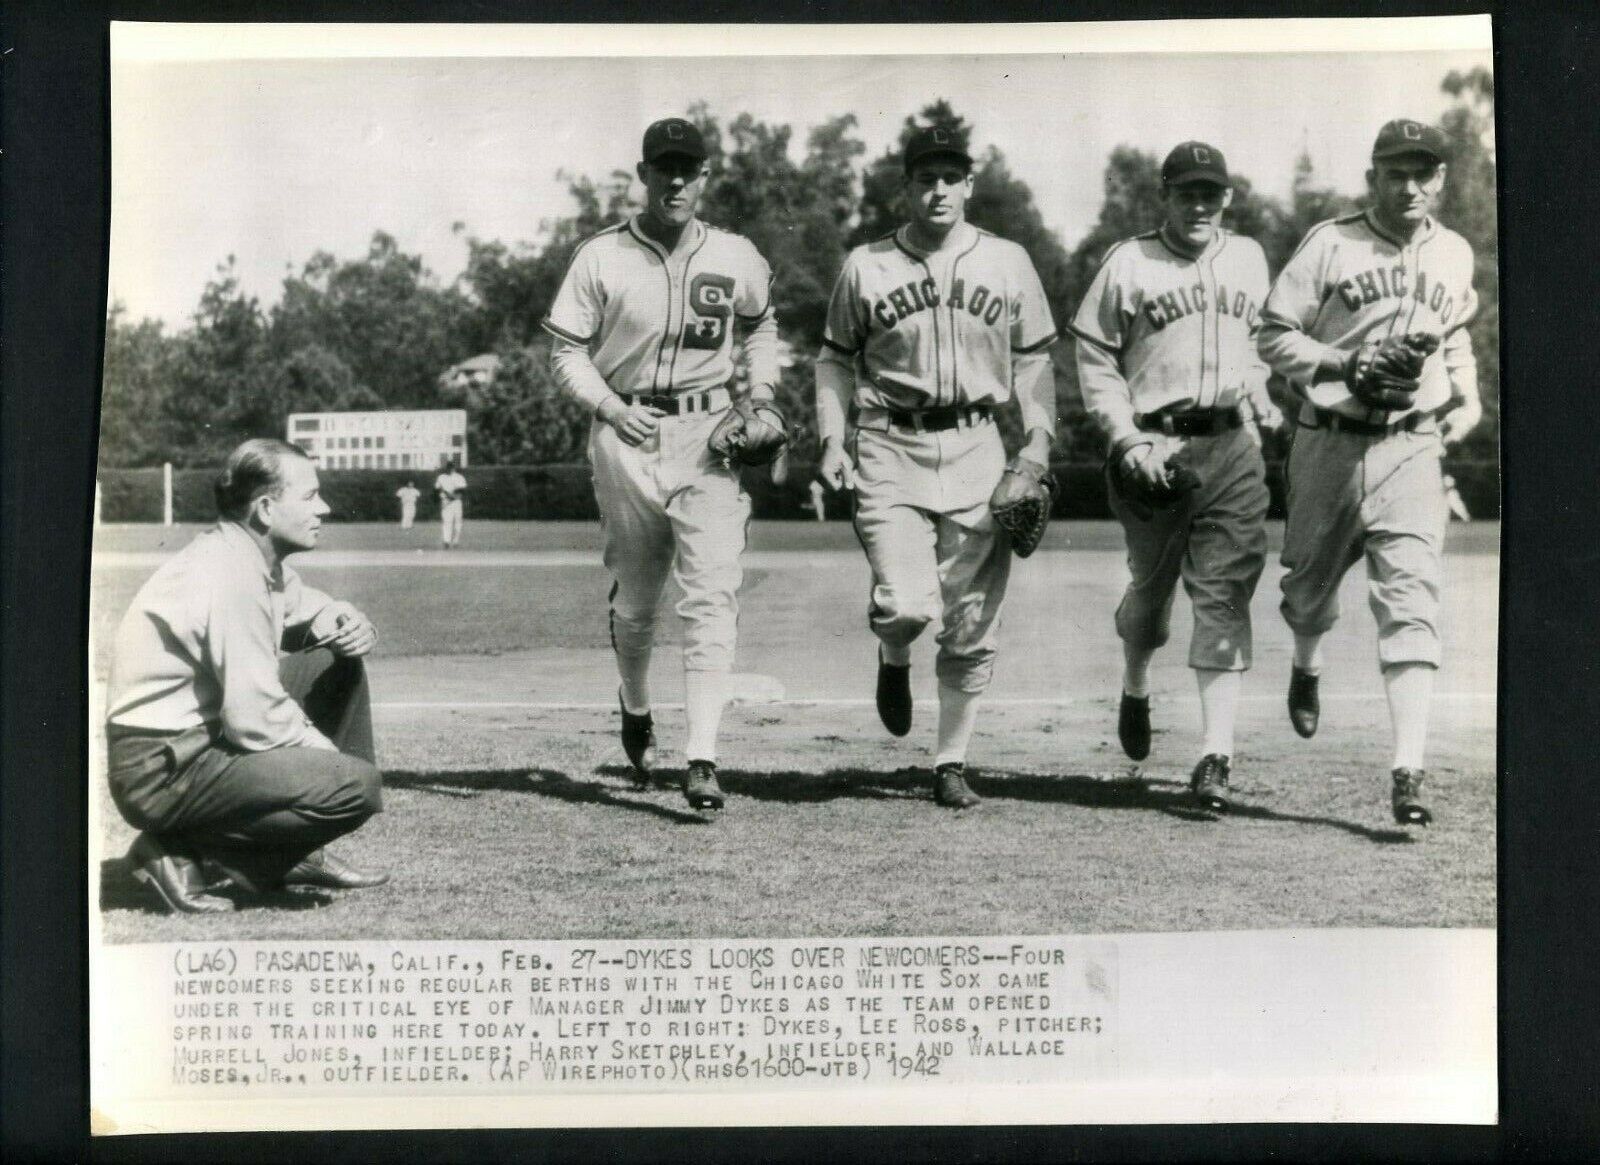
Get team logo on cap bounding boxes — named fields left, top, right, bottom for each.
left=933, top=129, right=950, bottom=143
left=668, top=123, right=684, bottom=140
left=1402, top=121, right=1422, bottom=140
left=1192, top=146, right=1211, bottom=163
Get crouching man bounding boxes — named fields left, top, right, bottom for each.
left=106, top=438, right=388, bottom=913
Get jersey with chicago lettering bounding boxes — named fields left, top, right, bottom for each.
left=1070, top=228, right=1269, bottom=445
left=1258, top=209, right=1478, bottom=416
left=821, top=223, right=1057, bottom=412
left=542, top=216, right=773, bottom=396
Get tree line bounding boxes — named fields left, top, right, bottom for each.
left=99, top=68, right=1497, bottom=469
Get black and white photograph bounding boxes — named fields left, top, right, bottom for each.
left=87, top=17, right=1498, bottom=1132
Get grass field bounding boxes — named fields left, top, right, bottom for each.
left=91, top=519, right=1498, bottom=942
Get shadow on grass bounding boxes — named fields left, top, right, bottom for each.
left=389, top=764, right=1413, bottom=844
left=98, top=856, right=337, bottom=914
left=385, top=767, right=709, bottom=825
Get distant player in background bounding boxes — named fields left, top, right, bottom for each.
left=1258, top=118, right=1483, bottom=826
left=544, top=116, right=781, bottom=814
left=1071, top=141, right=1278, bottom=814
left=395, top=480, right=420, bottom=529
left=808, top=477, right=827, bottom=522
left=816, top=127, right=1058, bottom=809
left=1442, top=473, right=1472, bottom=521
left=434, top=458, right=467, bottom=549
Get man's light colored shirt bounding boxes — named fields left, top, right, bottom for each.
left=107, top=522, right=337, bottom=751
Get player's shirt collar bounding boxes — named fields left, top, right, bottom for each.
left=627, top=214, right=706, bottom=259
left=895, top=220, right=978, bottom=259
left=1155, top=223, right=1226, bottom=263
left=1362, top=208, right=1436, bottom=248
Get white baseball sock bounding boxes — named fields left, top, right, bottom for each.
left=683, top=670, right=726, bottom=763
left=1385, top=662, right=1434, bottom=771
left=1292, top=633, right=1325, bottom=675
left=934, top=684, right=982, bottom=768
left=1195, top=668, right=1240, bottom=758
left=880, top=640, right=912, bottom=668
left=618, top=652, right=652, bottom=716
left=1122, top=642, right=1154, bottom=698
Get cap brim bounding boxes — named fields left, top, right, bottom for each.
left=905, top=149, right=973, bottom=170
left=645, top=148, right=707, bottom=163
left=1163, top=170, right=1229, bottom=187
left=1372, top=145, right=1446, bottom=162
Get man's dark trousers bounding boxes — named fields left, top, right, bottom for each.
left=108, top=650, right=382, bottom=889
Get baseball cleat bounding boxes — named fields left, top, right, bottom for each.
left=683, top=760, right=725, bottom=811
left=1288, top=667, right=1320, bottom=738
left=1189, top=753, right=1232, bottom=815
left=933, top=762, right=982, bottom=809
left=619, top=693, right=656, bottom=784
left=1391, top=767, right=1432, bottom=826
left=128, top=834, right=234, bottom=914
left=876, top=651, right=913, bottom=737
left=1118, top=692, right=1151, bottom=760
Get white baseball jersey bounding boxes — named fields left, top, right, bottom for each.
left=1071, top=229, right=1270, bottom=452
left=1258, top=209, right=1478, bottom=418
left=542, top=216, right=775, bottom=401
left=819, top=223, right=1057, bottom=423
left=434, top=471, right=466, bottom=500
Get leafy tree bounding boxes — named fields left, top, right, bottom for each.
left=99, top=304, right=181, bottom=467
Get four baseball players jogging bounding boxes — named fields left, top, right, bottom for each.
left=108, top=110, right=1488, bottom=913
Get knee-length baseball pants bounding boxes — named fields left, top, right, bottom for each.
left=1108, top=425, right=1270, bottom=671
left=1279, top=422, right=1448, bottom=669
left=851, top=417, right=1011, bottom=694
left=589, top=411, right=750, bottom=676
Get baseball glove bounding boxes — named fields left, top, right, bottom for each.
left=989, top=456, right=1057, bottom=558
left=1343, top=331, right=1441, bottom=411
left=1108, top=449, right=1201, bottom=522
left=708, top=397, right=788, bottom=467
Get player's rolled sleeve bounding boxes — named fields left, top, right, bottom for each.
left=820, top=259, right=865, bottom=357
left=549, top=337, right=617, bottom=414
left=1074, top=334, right=1145, bottom=457
left=206, top=577, right=331, bottom=753
left=283, top=568, right=336, bottom=639
left=1011, top=349, right=1057, bottom=439
left=815, top=349, right=854, bottom=445
left=740, top=310, right=780, bottom=403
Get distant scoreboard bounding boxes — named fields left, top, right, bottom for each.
left=286, top=409, right=468, bottom=470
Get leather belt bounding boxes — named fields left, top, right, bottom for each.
left=1298, top=405, right=1438, bottom=436
left=1135, top=407, right=1244, bottom=437
left=883, top=403, right=993, bottom=433
left=617, top=386, right=731, bottom=416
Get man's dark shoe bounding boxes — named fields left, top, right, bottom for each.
left=619, top=693, right=657, bottom=785
left=1391, top=768, right=1432, bottom=826
left=933, top=762, right=982, bottom=809
left=684, top=760, right=725, bottom=811
left=1189, top=753, right=1232, bottom=815
left=285, top=849, right=390, bottom=891
left=876, top=651, right=913, bottom=737
left=1118, top=692, right=1151, bottom=760
left=128, top=834, right=234, bottom=914
left=1288, top=667, right=1320, bottom=738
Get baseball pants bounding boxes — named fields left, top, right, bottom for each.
left=107, top=650, right=382, bottom=888
left=852, top=417, right=1010, bottom=694
left=1108, top=424, right=1269, bottom=670
left=1279, top=422, right=1448, bottom=668
left=440, top=499, right=464, bottom=545
left=589, top=410, right=750, bottom=676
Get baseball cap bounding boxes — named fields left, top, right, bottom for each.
left=642, top=117, right=707, bottom=163
left=1161, top=141, right=1229, bottom=187
left=903, top=126, right=973, bottom=173
left=1371, top=119, right=1450, bottom=162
